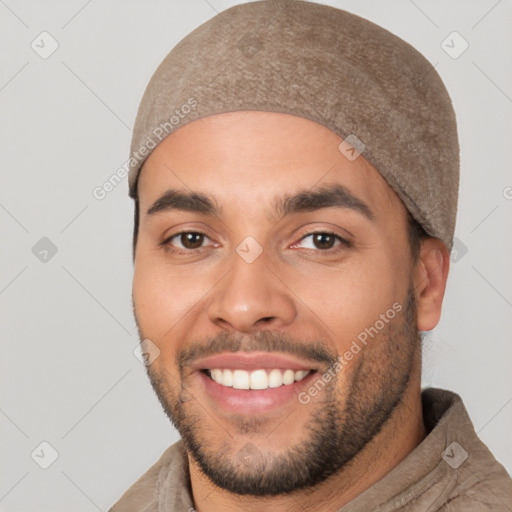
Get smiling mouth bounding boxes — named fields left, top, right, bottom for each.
left=201, top=368, right=316, bottom=390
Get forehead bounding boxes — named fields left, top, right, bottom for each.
left=136, top=111, right=405, bottom=221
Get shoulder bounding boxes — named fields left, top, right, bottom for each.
left=438, top=460, right=512, bottom=511
left=109, top=440, right=188, bottom=512
left=421, top=388, right=512, bottom=511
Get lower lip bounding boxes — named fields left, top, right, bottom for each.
left=197, top=370, right=317, bottom=415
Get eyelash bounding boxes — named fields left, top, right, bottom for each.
left=291, top=231, right=352, bottom=252
left=161, top=230, right=352, bottom=254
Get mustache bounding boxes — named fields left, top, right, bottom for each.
left=177, top=330, right=338, bottom=373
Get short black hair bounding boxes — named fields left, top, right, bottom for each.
left=132, top=197, right=428, bottom=262
left=132, top=196, right=139, bottom=261
left=407, top=211, right=429, bottom=263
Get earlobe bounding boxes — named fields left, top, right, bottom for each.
left=413, top=238, right=450, bottom=332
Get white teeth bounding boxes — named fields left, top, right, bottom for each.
left=268, top=369, right=283, bottom=388
left=294, top=370, right=309, bottom=381
left=208, top=368, right=312, bottom=390
left=211, top=369, right=223, bottom=383
left=222, top=369, right=233, bottom=387
left=250, top=369, right=268, bottom=390
left=233, top=369, right=250, bottom=389
left=282, top=369, right=295, bottom=385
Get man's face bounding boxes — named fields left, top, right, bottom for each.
left=132, top=111, right=420, bottom=495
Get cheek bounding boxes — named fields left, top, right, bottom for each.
left=133, top=253, right=207, bottom=340
left=286, top=249, right=409, bottom=351
left=133, top=260, right=211, bottom=375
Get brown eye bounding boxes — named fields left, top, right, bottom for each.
left=312, top=233, right=336, bottom=250
left=163, top=231, right=210, bottom=252
left=294, top=231, right=350, bottom=251
left=179, top=232, right=205, bottom=249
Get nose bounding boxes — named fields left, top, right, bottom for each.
left=206, top=249, right=297, bottom=333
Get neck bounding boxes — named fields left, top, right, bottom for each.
left=189, top=360, right=426, bottom=512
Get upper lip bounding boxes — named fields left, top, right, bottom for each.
left=191, top=352, right=319, bottom=372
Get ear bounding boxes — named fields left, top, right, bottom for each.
left=413, top=238, right=450, bottom=332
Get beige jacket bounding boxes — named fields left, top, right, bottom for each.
left=110, top=388, right=512, bottom=511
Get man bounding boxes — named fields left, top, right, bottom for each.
left=111, top=1, right=512, bottom=510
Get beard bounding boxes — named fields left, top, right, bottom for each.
left=135, top=283, right=419, bottom=497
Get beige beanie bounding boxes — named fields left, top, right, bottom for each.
left=128, top=0, right=459, bottom=250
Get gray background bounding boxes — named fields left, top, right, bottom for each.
left=1, top=0, right=511, bottom=510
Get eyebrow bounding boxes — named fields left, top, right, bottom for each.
left=147, top=189, right=218, bottom=216
left=146, top=184, right=375, bottom=222
left=274, top=184, right=374, bottom=221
